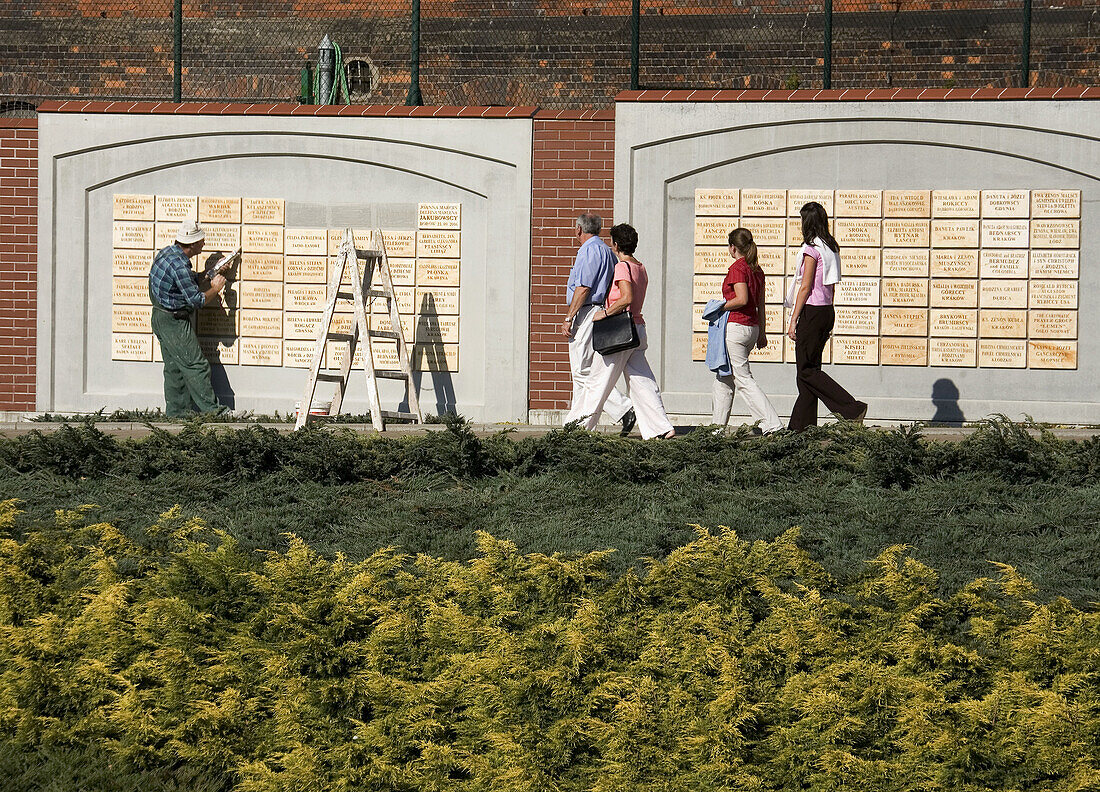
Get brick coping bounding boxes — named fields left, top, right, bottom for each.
left=0, top=119, right=37, bottom=128
left=616, top=87, right=1100, bottom=102
left=36, top=100, right=540, bottom=118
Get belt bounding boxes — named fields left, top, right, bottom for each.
left=152, top=303, right=192, bottom=320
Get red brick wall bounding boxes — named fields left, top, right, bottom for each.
left=0, top=120, right=37, bottom=410
left=529, top=111, right=615, bottom=411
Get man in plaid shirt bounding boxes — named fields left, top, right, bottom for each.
left=148, top=220, right=228, bottom=416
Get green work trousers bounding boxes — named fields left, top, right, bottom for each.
left=150, top=307, right=222, bottom=417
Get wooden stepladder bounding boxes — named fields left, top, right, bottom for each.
left=294, top=229, right=423, bottom=431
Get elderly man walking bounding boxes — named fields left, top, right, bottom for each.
left=560, top=212, right=636, bottom=434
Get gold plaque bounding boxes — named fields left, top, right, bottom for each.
left=834, top=277, right=880, bottom=306
left=113, top=194, right=154, bottom=221
left=337, top=259, right=367, bottom=288
left=882, top=219, right=929, bottom=247
left=371, top=286, right=416, bottom=315
left=329, top=314, right=355, bottom=335
left=111, top=305, right=151, bottom=333
left=787, top=247, right=806, bottom=275
left=843, top=248, right=881, bottom=276
left=415, top=287, right=460, bottom=315
left=978, top=309, right=1027, bottom=338
left=113, top=249, right=152, bottom=277
left=1029, top=219, right=1080, bottom=249
left=284, top=284, right=327, bottom=312
left=692, top=303, right=708, bottom=333
left=145, top=332, right=160, bottom=362
left=931, top=190, right=980, bottom=218
left=786, top=218, right=804, bottom=247
left=413, top=343, right=459, bottom=372
left=881, top=248, right=929, bottom=277
left=1031, top=190, right=1080, bottom=219
left=757, top=247, right=785, bottom=275
left=242, top=224, right=284, bottom=253
left=113, top=220, right=154, bottom=249
left=199, top=196, right=241, bottom=224
left=1029, top=250, right=1079, bottom=279
left=980, top=220, right=1029, bottom=248
left=695, top=217, right=735, bottom=246
left=379, top=230, right=416, bottom=258
left=979, top=280, right=1028, bottom=309
left=282, top=312, right=324, bottom=340
left=764, top=304, right=784, bottom=333
left=387, top=257, right=417, bottom=285
left=881, top=308, right=928, bottom=336
left=282, top=339, right=317, bottom=369
left=929, top=308, right=977, bottom=337
left=112, top=276, right=151, bottom=305
left=242, top=198, right=284, bottom=225
left=1029, top=280, right=1078, bottom=310
left=691, top=332, right=708, bottom=362
left=196, top=308, right=237, bottom=336
left=978, top=339, right=1026, bottom=368
left=881, top=278, right=929, bottom=307
left=787, top=189, right=834, bottom=216
left=239, top=309, right=282, bottom=337
left=884, top=190, right=931, bottom=218
left=371, top=313, right=414, bottom=343
left=740, top=217, right=786, bottom=246
left=929, top=338, right=977, bottom=367
left=930, top=219, right=980, bottom=248
left=238, top=281, right=283, bottom=310
left=372, top=340, right=400, bottom=370
left=284, top=228, right=328, bottom=256
left=198, top=336, right=238, bottom=365
left=416, top=230, right=461, bottom=258
left=981, top=190, right=1029, bottom=218
left=764, top=276, right=785, bottom=304
left=154, top=222, right=179, bottom=250
left=694, top=189, right=740, bottom=216
left=284, top=255, right=328, bottom=283
left=199, top=224, right=238, bottom=254
left=831, top=336, right=879, bottom=365
left=326, top=340, right=363, bottom=370
left=749, top=338, right=783, bottom=362
left=1028, top=310, right=1077, bottom=340
left=979, top=249, right=1029, bottom=279
left=418, top=202, right=462, bottom=229
left=1028, top=340, right=1077, bottom=369
left=240, top=253, right=283, bottom=281
left=834, top=190, right=882, bottom=217
left=238, top=338, right=282, bottom=367
left=415, top=314, right=459, bottom=344
left=930, top=249, right=979, bottom=278
left=692, top=275, right=724, bottom=303
left=154, top=195, right=197, bottom=222
left=112, top=332, right=153, bottom=361
left=834, top=219, right=881, bottom=247
left=694, top=246, right=731, bottom=274
left=740, top=189, right=786, bottom=216
left=834, top=307, right=880, bottom=335
left=880, top=337, right=928, bottom=366
left=415, top=258, right=461, bottom=287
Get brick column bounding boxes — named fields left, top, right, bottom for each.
left=529, top=110, right=615, bottom=414
left=0, top=120, right=37, bottom=410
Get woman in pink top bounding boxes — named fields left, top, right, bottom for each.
left=581, top=223, right=676, bottom=439
left=786, top=201, right=868, bottom=431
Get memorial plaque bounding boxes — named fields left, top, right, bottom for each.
left=881, top=278, right=929, bottom=307
left=881, top=308, right=928, bottom=336
left=113, top=249, right=153, bottom=277
left=786, top=218, right=804, bottom=248
left=379, top=230, right=416, bottom=258
left=112, top=333, right=153, bottom=361
left=765, top=276, right=785, bottom=304
left=1029, top=280, right=1078, bottom=310
left=930, top=219, right=980, bottom=248
left=329, top=314, right=355, bottom=335
left=113, top=221, right=154, bottom=249
left=154, top=222, right=179, bottom=250
left=370, top=286, right=416, bottom=315
left=242, top=198, right=284, bottom=225
left=834, top=307, right=880, bottom=335
left=239, top=309, right=282, bottom=337
left=238, top=281, right=283, bottom=310
left=1031, top=190, right=1080, bottom=219
left=387, top=257, right=416, bottom=285
left=416, top=230, right=461, bottom=258
left=284, top=228, right=328, bottom=256
left=929, top=308, right=977, bottom=337
left=740, top=189, right=786, bottom=216
left=929, top=338, right=977, bottom=368
left=1030, top=250, right=1079, bottom=279
left=980, top=220, right=1029, bottom=248
left=835, top=190, right=882, bottom=217
left=1028, top=340, right=1077, bottom=369
left=832, top=336, right=879, bottom=365
left=695, top=189, right=740, bottom=216
left=372, top=313, right=414, bottom=341
left=978, top=339, right=1026, bottom=368
left=881, top=248, right=929, bottom=277
left=282, top=340, right=316, bottom=368
left=695, top=217, right=736, bottom=245
left=835, top=219, right=881, bottom=247
left=197, top=308, right=237, bottom=337
left=325, top=339, right=364, bottom=369
left=415, top=314, right=459, bottom=344
left=834, top=277, right=880, bottom=306
left=1029, top=219, right=1079, bottom=249
left=843, top=248, right=881, bottom=276
left=978, top=280, right=1028, bottom=309
left=748, top=341, right=783, bottom=363
left=204, top=223, right=241, bottom=253
left=692, top=332, right=708, bottom=362
left=114, top=194, right=154, bottom=221
left=692, top=303, right=708, bottom=333
left=338, top=260, right=368, bottom=288
left=284, top=284, right=327, bottom=312
left=239, top=338, right=282, bottom=367
left=372, top=340, right=400, bottom=370
left=240, top=253, right=283, bottom=281
left=740, top=217, right=785, bottom=246
left=152, top=334, right=162, bottom=363
left=111, top=305, right=151, bottom=333
left=418, top=202, right=462, bottom=230
left=415, top=287, right=460, bottom=315
left=979, top=249, right=1028, bottom=279
left=694, top=246, right=731, bottom=274
left=199, top=196, right=241, bottom=224
left=978, top=309, right=1027, bottom=338
left=282, top=312, right=324, bottom=340
left=198, top=336, right=238, bottom=365
left=932, top=190, right=980, bottom=218
left=413, top=343, right=459, bottom=372
left=764, top=304, right=784, bottom=333
left=284, top=256, right=328, bottom=283
left=930, top=249, right=979, bottom=278
left=757, top=247, right=785, bottom=275
left=242, top=224, right=284, bottom=253
left=415, top=258, right=461, bottom=287
left=1028, top=310, right=1077, bottom=340
left=693, top=275, right=724, bottom=303
left=784, top=335, right=831, bottom=364
left=882, top=219, right=930, bottom=247
left=981, top=190, right=1029, bottom=218
left=884, top=190, right=931, bottom=217
left=112, top=276, right=151, bottom=305
left=788, top=189, right=834, bottom=216
left=881, top=337, right=928, bottom=366
left=155, top=195, right=197, bottom=222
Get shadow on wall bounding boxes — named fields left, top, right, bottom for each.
left=931, top=378, right=964, bottom=425
left=406, top=292, right=455, bottom=417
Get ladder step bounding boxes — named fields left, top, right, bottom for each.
left=326, top=332, right=355, bottom=343
left=316, top=372, right=345, bottom=383
left=355, top=248, right=381, bottom=260
left=367, top=289, right=391, bottom=299
left=369, top=329, right=399, bottom=340
left=376, top=370, right=409, bottom=380
left=335, top=290, right=356, bottom=301
left=380, top=410, right=418, bottom=421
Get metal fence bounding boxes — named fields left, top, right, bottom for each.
left=0, top=0, right=1095, bottom=111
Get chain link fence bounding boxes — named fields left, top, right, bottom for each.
left=0, top=1, right=1096, bottom=112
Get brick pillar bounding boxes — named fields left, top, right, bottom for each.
left=0, top=120, right=37, bottom=411
left=529, top=110, right=615, bottom=413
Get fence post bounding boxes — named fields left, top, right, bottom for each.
left=630, top=0, right=639, bottom=91
left=1021, top=0, right=1033, bottom=88
left=407, top=0, right=423, bottom=105
left=173, top=0, right=182, bottom=101
left=823, top=0, right=833, bottom=89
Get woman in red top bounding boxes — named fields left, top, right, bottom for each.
left=711, top=227, right=783, bottom=433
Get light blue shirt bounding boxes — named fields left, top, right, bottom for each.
left=703, top=298, right=732, bottom=376
left=566, top=235, right=616, bottom=305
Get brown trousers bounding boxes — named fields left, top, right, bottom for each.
left=789, top=304, right=864, bottom=431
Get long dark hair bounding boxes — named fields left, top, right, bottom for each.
left=800, top=201, right=839, bottom=253
left=727, top=227, right=760, bottom=273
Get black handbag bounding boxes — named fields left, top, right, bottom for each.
left=592, top=310, right=640, bottom=355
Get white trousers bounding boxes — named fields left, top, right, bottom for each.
left=582, top=324, right=674, bottom=439
left=565, top=304, right=632, bottom=424
left=711, top=322, right=783, bottom=433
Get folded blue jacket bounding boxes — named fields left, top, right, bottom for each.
left=703, top=298, right=731, bottom=376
